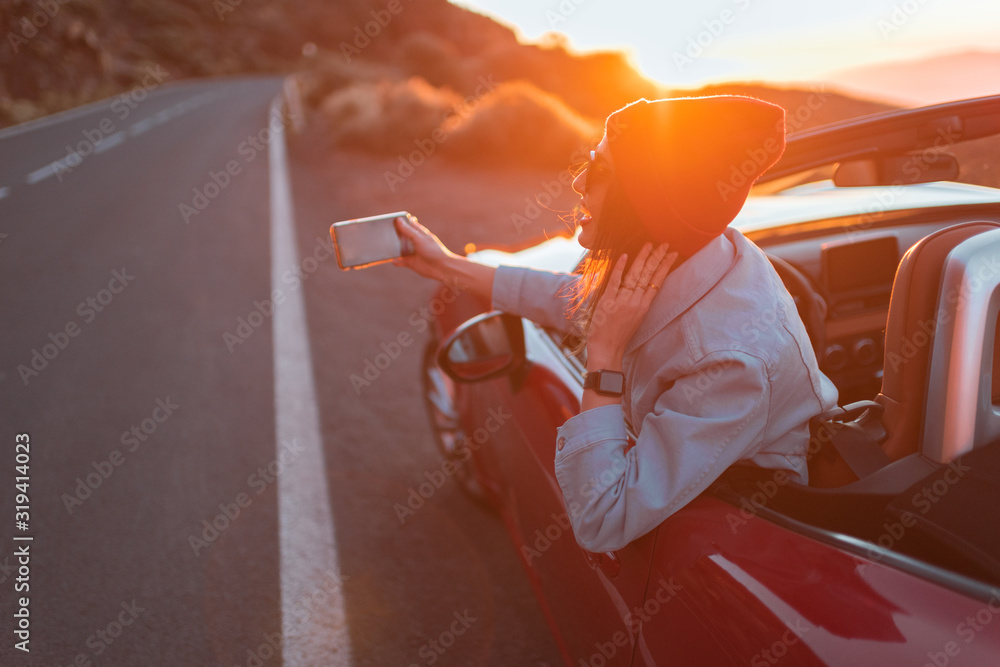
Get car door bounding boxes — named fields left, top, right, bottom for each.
left=632, top=490, right=1000, bottom=666
left=485, top=320, right=656, bottom=665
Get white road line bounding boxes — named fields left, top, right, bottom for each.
left=129, top=95, right=204, bottom=137
left=93, top=131, right=127, bottom=155
left=22, top=89, right=221, bottom=186
left=25, top=158, right=71, bottom=185
left=268, top=94, right=352, bottom=666
left=128, top=116, right=156, bottom=137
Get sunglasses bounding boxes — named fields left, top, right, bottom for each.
left=585, top=149, right=612, bottom=192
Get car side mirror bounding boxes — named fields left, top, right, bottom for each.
left=833, top=152, right=959, bottom=187
left=438, top=311, right=526, bottom=383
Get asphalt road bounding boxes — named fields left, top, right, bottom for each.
left=0, top=77, right=560, bottom=666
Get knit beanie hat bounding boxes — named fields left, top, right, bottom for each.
left=605, top=95, right=786, bottom=257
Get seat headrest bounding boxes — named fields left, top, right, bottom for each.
left=878, top=222, right=1000, bottom=461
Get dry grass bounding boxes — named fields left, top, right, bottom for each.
left=441, top=80, right=600, bottom=169
left=318, top=77, right=461, bottom=154
left=311, top=74, right=601, bottom=170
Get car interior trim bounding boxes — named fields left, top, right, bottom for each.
left=924, top=228, right=1000, bottom=463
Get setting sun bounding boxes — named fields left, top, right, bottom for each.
left=4, top=1, right=1000, bottom=664
left=452, top=0, right=1000, bottom=104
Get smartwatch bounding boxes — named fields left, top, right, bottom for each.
left=583, top=370, right=625, bottom=397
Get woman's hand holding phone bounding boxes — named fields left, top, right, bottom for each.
left=392, top=216, right=498, bottom=304
left=391, top=215, right=458, bottom=282
left=330, top=211, right=416, bottom=270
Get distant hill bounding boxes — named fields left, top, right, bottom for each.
left=2, top=0, right=903, bottom=171
left=671, top=83, right=895, bottom=130
left=0, top=0, right=656, bottom=128
left=822, top=50, right=1000, bottom=106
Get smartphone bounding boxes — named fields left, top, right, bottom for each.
left=330, top=211, right=416, bottom=270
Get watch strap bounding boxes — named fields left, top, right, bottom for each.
left=584, top=370, right=625, bottom=397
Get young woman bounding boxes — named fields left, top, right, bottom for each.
left=394, top=95, right=839, bottom=552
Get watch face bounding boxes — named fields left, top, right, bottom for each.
left=599, top=371, right=624, bottom=395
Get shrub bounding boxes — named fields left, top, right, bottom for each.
left=318, top=76, right=461, bottom=154
left=442, top=80, right=601, bottom=169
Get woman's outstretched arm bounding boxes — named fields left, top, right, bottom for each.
left=392, top=215, right=496, bottom=303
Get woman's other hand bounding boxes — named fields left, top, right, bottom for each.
left=586, top=243, right=678, bottom=370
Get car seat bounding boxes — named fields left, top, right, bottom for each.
left=877, top=221, right=1000, bottom=462
left=810, top=221, right=1000, bottom=488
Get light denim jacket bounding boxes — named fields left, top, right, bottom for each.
left=491, top=228, right=839, bottom=552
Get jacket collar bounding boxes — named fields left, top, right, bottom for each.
left=626, top=229, right=738, bottom=353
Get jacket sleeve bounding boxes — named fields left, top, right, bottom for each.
left=553, top=350, right=772, bottom=553
left=491, top=265, right=581, bottom=334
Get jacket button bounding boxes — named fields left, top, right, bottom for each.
left=557, top=436, right=566, bottom=451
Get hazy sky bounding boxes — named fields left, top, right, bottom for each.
left=451, top=0, right=1000, bottom=87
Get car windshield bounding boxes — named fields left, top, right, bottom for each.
left=753, top=133, right=1000, bottom=195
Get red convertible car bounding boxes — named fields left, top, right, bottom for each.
left=421, top=96, right=1000, bottom=666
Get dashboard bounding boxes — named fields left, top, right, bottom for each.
left=750, top=208, right=1000, bottom=403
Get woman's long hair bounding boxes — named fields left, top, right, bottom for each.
left=568, top=175, right=656, bottom=348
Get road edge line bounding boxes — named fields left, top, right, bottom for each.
left=268, top=91, right=352, bottom=666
